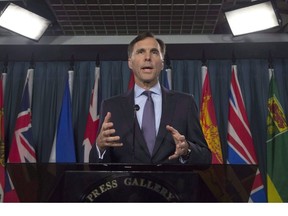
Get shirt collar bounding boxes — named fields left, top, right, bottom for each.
left=134, top=82, right=161, bottom=98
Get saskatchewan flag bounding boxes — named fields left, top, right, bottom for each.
left=266, top=68, right=288, bottom=202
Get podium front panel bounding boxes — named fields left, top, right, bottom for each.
left=6, top=163, right=257, bottom=202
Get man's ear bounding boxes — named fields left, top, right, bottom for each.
left=128, top=58, right=132, bottom=69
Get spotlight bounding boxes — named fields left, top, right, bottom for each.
left=224, top=0, right=281, bottom=36
left=0, top=3, right=51, bottom=41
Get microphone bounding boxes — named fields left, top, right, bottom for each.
left=132, top=104, right=140, bottom=162
left=134, top=104, right=140, bottom=112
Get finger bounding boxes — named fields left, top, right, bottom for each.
left=104, top=135, right=121, bottom=143
left=179, top=135, right=186, bottom=142
left=102, top=128, right=116, bottom=137
left=103, top=135, right=123, bottom=148
left=176, top=139, right=187, bottom=148
left=103, top=112, right=112, bottom=124
left=105, top=143, right=123, bottom=148
left=168, top=152, right=179, bottom=160
left=166, top=125, right=179, bottom=135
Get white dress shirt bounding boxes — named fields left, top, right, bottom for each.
left=134, top=82, right=162, bottom=135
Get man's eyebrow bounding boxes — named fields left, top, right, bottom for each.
left=150, top=48, right=160, bottom=52
left=135, top=48, right=145, bottom=52
left=135, top=47, right=160, bottom=53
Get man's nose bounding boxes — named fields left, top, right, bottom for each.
left=144, top=53, right=151, bottom=61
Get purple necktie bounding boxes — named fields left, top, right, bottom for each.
left=142, top=91, right=156, bottom=155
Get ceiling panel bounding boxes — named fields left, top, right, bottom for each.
left=0, top=0, right=287, bottom=37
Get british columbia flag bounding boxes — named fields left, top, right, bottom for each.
left=227, top=65, right=266, bottom=202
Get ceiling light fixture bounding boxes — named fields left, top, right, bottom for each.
left=224, top=0, right=281, bottom=36
left=0, top=3, right=51, bottom=41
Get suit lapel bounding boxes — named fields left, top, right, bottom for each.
left=152, top=87, right=175, bottom=156
left=120, top=90, right=151, bottom=156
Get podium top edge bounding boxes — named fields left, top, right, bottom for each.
left=5, top=163, right=258, bottom=172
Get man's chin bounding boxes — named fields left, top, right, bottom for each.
left=143, top=78, right=158, bottom=86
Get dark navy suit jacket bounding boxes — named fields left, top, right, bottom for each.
left=89, top=86, right=211, bottom=165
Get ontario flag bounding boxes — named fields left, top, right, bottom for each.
left=227, top=65, right=266, bottom=202
left=200, top=65, right=223, bottom=164
left=8, top=69, right=36, bottom=163
left=82, top=66, right=101, bottom=162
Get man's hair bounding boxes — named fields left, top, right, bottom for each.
left=127, top=32, right=166, bottom=58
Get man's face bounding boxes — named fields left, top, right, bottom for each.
left=128, top=37, right=164, bottom=88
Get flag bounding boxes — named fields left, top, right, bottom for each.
left=3, top=170, right=19, bottom=202
left=200, top=65, right=223, bottom=164
left=127, top=70, right=135, bottom=90
left=266, top=68, right=288, bottom=202
left=227, top=65, right=266, bottom=202
left=0, top=73, right=5, bottom=202
left=82, top=66, right=101, bottom=163
left=163, top=67, right=172, bottom=90
left=49, top=75, right=76, bottom=162
left=8, top=69, right=36, bottom=163
left=4, top=69, right=35, bottom=202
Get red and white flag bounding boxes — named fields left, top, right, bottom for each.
left=82, top=66, right=101, bottom=162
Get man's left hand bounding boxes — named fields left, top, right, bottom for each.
left=166, top=125, right=190, bottom=160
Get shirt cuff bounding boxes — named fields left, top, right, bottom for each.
left=96, top=144, right=106, bottom=159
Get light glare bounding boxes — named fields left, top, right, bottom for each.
left=0, top=3, right=50, bottom=40
left=225, top=1, right=279, bottom=36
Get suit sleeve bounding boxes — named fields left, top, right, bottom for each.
left=89, top=100, right=112, bottom=163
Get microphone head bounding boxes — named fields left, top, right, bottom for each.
left=134, top=104, right=140, bottom=111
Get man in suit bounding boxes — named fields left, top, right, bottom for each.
left=90, top=32, right=211, bottom=164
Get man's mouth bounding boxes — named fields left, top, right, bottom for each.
left=141, top=66, right=153, bottom=70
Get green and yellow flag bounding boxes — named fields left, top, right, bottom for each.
left=266, top=68, right=288, bottom=202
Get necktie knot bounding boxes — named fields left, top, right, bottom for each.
left=142, top=90, right=153, bottom=99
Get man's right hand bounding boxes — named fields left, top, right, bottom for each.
left=96, top=112, right=123, bottom=152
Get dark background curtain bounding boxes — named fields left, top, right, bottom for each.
left=2, top=58, right=288, bottom=187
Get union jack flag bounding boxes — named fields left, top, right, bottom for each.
left=82, top=66, right=101, bottom=162
left=227, top=65, right=266, bottom=202
left=8, top=70, right=36, bottom=163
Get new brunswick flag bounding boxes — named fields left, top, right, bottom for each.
left=266, top=68, right=288, bottom=202
left=200, top=66, right=223, bottom=164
